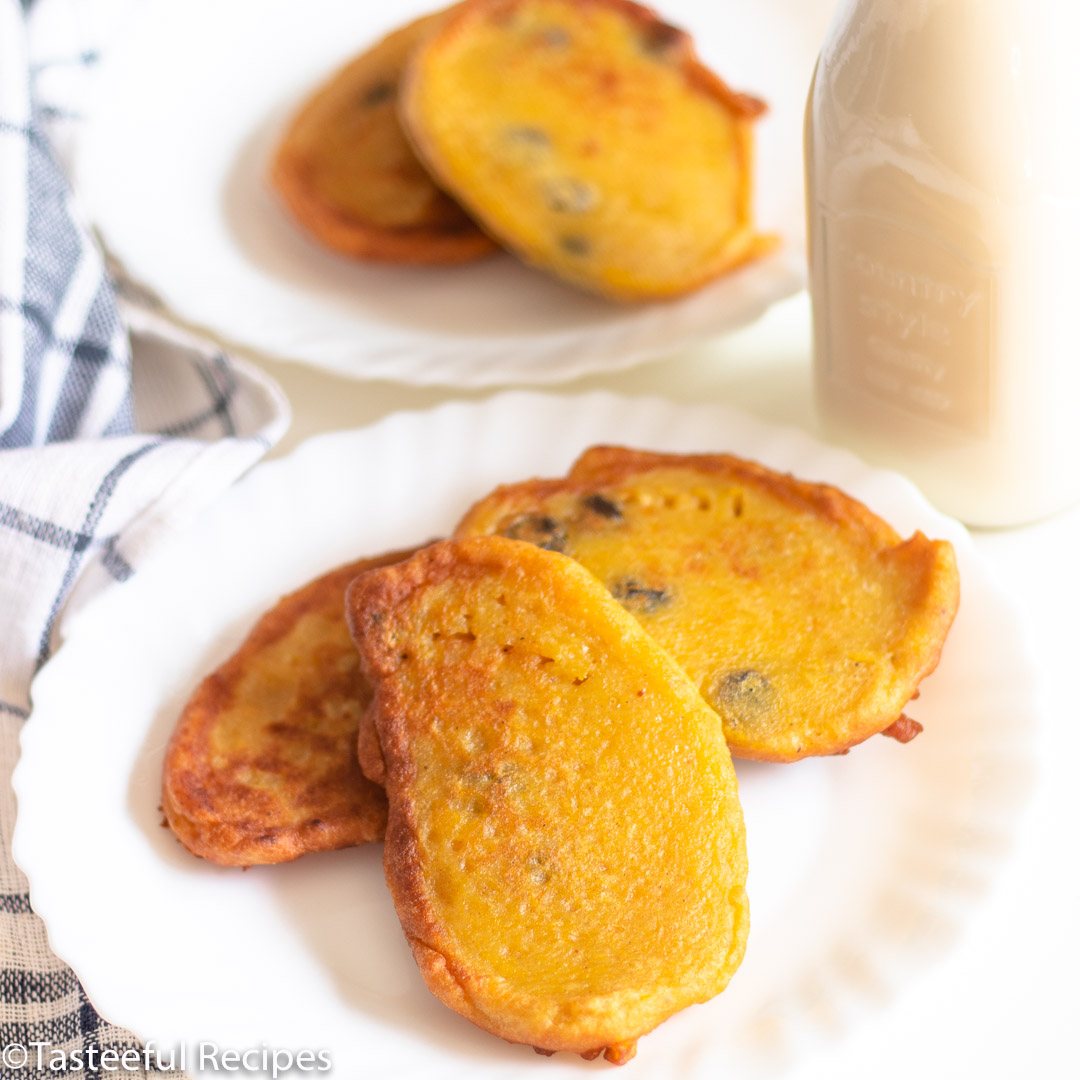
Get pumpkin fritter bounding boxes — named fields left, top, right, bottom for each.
left=162, top=549, right=416, bottom=867
left=401, top=0, right=775, bottom=299
left=270, top=9, right=496, bottom=264
left=347, top=538, right=748, bottom=1063
left=454, top=447, right=961, bottom=762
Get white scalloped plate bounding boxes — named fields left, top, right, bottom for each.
left=16, top=394, right=1039, bottom=1079
left=76, top=0, right=832, bottom=386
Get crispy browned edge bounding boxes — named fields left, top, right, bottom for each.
left=161, top=548, right=416, bottom=867
left=399, top=0, right=777, bottom=299
left=455, top=446, right=961, bottom=760
left=348, top=538, right=739, bottom=1063
left=357, top=690, right=389, bottom=786
left=269, top=10, right=498, bottom=265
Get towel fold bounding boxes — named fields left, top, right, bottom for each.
left=1, top=1, right=290, bottom=1072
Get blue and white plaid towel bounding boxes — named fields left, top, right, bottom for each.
left=1, top=0, right=289, bottom=1071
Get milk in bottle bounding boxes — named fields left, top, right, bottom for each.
left=806, top=0, right=1080, bottom=525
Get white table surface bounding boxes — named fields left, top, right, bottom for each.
left=245, top=292, right=1080, bottom=1078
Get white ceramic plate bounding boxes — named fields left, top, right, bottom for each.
left=77, top=0, right=833, bottom=386
left=15, top=394, right=1039, bottom=1078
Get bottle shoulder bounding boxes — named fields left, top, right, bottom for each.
left=808, top=0, right=1080, bottom=202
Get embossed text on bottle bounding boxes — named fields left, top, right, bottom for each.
left=821, top=211, right=994, bottom=437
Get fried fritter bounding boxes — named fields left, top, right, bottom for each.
left=162, top=549, right=416, bottom=867
left=401, top=0, right=775, bottom=298
left=347, top=538, right=748, bottom=1063
left=270, top=9, right=496, bottom=264
left=454, top=447, right=960, bottom=762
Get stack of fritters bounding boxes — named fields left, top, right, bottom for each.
left=270, top=0, right=775, bottom=300
left=162, top=446, right=960, bottom=1061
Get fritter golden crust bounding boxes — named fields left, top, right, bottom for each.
left=270, top=9, right=496, bottom=264
left=455, top=447, right=961, bottom=762
left=162, top=549, right=416, bottom=867
left=347, top=538, right=748, bottom=1063
left=401, top=0, right=775, bottom=299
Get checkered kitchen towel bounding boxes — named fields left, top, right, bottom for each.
left=1, top=0, right=289, bottom=1073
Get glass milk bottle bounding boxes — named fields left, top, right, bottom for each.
left=806, top=0, right=1080, bottom=525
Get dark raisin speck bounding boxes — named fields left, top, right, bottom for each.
left=540, top=26, right=570, bottom=47
left=560, top=234, right=590, bottom=256
left=713, top=669, right=773, bottom=726
left=500, top=514, right=569, bottom=554
left=504, top=125, right=550, bottom=147
left=361, top=82, right=395, bottom=107
left=610, top=578, right=672, bottom=613
left=544, top=178, right=597, bottom=214
left=641, top=21, right=684, bottom=59
left=582, top=493, right=622, bottom=520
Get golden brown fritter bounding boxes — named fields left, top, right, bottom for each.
left=162, top=549, right=416, bottom=867
left=347, top=538, right=748, bottom=1063
left=455, top=447, right=960, bottom=762
left=270, top=9, right=496, bottom=264
left=400, top=0, right=775, bottom=298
